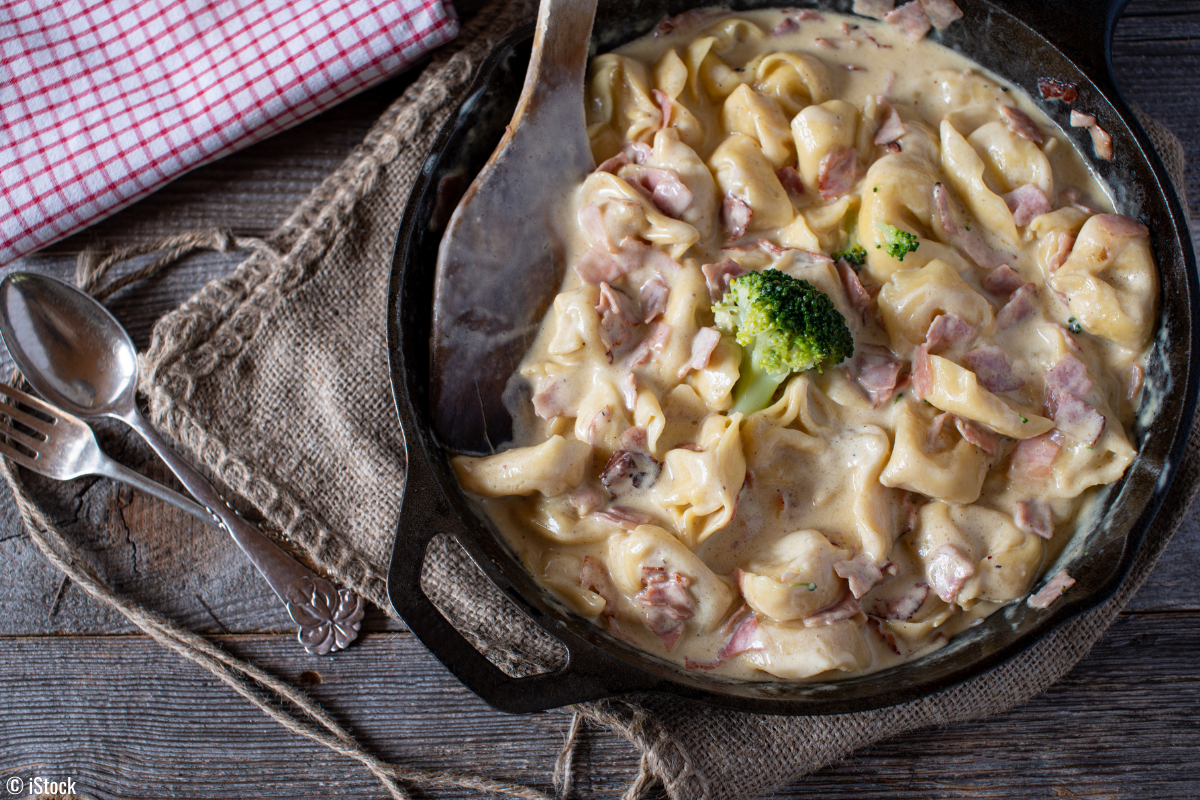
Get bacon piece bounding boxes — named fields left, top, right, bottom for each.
left=817, top=147, right=857, bottom=200
left=803, top=589, right=863, bottom=627
left=955, top=415, right=999, bottom=456
left=581, top=556, right=618, bottom=614
left=575, top=238, right=647, bottom=284
left=999, top=106, right=1044, bottom=144
left=532, top=374, right=570, bottom=419
left=927, top=544, right=975, bottom=603
left=1090, top=125, right=1114, bottom=161
left=1003, top=183, right=1052, bottom=227
left=1070, top=110, right=1096, bottom=128
left=718, top=612, right=763, bottom=659
left=601, top=450, right=662, bottom=496
left=721, top=193, right=753, bottom=240
left=853, top=0, right=895, bottom=19
left=911, top=343, right=933, bottom=398
left=1010, top=430, right=1065, bottom=480
left=627, top=321, right=671, bottom=367
left=636, top=567, right=695, bottom=651
left=771, top=16, right=799, bottom=35
left=652, top=89, right=673, bottom=130
left=926, top=313, right=976, bottom=353
left=834, top=553, right=885, bottom=599
left=1046, top=388, right=1106, bottom=445
left=1045, top=353, right=1094, bottom=399
left=702, top=258, right=750, bottom=303
left=595, top=152, right=631, bottom=174
left=848, top=344, right=904, bottom=406
left=1015, top=498, right=1054, bottom=539
left=919, top=0, right=963, bottom=29
left=624, top=165, right=694, bottom=218
left=869, top=582, right=929, bottom=621
left=617, top=425, right=649, bottom=453
left=677, top=327, right=722, bottom=380
left=963, top=345, right=1023, bottom=393
left=1047, top=231, right=1076, bottom=273
left=982, top=264, right=1026, bottom=297
left=1029, top=570, right=1076, bottom=609
left=837, top=260, right=873, bottom=315
left=885, top=1, right=932, bottom=40
left=639, top=274, right=670, bottom=323
left=1038, top=78, right=1079, bottom=104
left=1095, top=213, right=1149, bottom=239
left=775, top=165, right=805, bottom=197
left=933, top=182, right=1006, bottom=268
left=996, top=283, right=1037, bottom=330
left=592, top=505, right=655, bottom=530
left=568, top=485, right=605, bottom=516
left=873, top=99, right=906, bottom=145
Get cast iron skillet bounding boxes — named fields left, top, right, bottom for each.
left=386, top=0, right=1199, bottom=715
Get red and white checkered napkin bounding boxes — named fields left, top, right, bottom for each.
left=0, top=0, right=460, bottom=264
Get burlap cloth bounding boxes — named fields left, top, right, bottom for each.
left=17, top=1, right=1196, bottom=797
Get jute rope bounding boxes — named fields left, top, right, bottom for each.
left=0, top=240, right=562, bottom=800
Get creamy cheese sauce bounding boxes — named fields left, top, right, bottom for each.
left=450, top=8, right=1159, bottom=680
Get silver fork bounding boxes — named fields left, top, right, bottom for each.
left=0, top=381, right=215, bottom=526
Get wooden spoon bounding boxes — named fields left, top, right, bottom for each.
left=430, top=0, right=598, bottom=454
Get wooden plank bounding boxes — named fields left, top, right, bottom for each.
left=0, top=612, right=1196, bottom=799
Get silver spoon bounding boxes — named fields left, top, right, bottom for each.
left=0, top=272, right=363, bottom=655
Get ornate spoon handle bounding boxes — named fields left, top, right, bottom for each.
left=122, top=409, right=363, bottom=654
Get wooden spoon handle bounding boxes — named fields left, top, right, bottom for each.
left=514, top=0, right=598, bottom=123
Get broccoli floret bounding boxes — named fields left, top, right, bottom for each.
left=713, top=269, right=854, bottom=414
left=875, top=221, right=920, bottom=261
left=831, top=222, right=867, bottom=268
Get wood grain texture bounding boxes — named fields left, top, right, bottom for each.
left=0, top=2, right=1197, bottom=798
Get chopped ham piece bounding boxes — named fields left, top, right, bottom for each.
left=926, top=312, right=976, bottom=353
left=797, top=10, right=824, bottom=20
left=1047, top=231, right=1076, bottom=272
left=817, top=147, right=857, bottom=200
left=1128, top=364, right=1145, bottom=400
left=1003, top=183, right=1052, bottom=227
left=886, top=1, right=932, bottom=40
left=1095, top=213, right=1149, bottom=239
left=624, top=165, right=694, bottom=219
left=955, top=416, right=1000, bottom=457
left=927, top=411, right=954, bottom=449
left=1050, top=322, right=1082, bottom=350
left=996, top=283, right=1037, bottom=330
left=848, top=344, right=905, bottom=406
left=597, top=282, right=641, bottom=360
left=1010, top=430, right=1065, bottom=480
left=1090, top=125, right=1114, bottom=161
left=869, top=582, right=929, bottom=621
left=581, top=556, right=618, bottom=613
left=911, top=343, right=933, bottom=398
left=702, top=258, right=750, bottom=303
left=721, top=193, right=754, bottom=240
left=919, top=0, right=963, bottom=29
left=636, top=566, right=695, bottom=651
left=575, top=238, right=647, bottom=284
left=1015, top=498, right=1054, bottom=539
left=598, top=282, right=640, bottom=324
left=873, top=98, right=906, bottom=145
left=619, top=371, right=638, bottom=410
left=601, top=449, right=662, bottom=496
left=532, top=374, right=570, bottom=419
left=568, top=486, right=605, bottom=516
left=837, top=260, right=873, bottom=315
left=761, top=242, right=833, bottom=266
left=639, top=274, right=670, bottom=323
left=982, top=264, right=1026, bottom=297
left=592, top=505, right=655, bottom=530
left=1059, top=187, right=1104, bottom=215
left=718, top=612, right=763, bottom=659
left=623, top=141, right=652, bottom=164
left=652, top=89, right=673, bottom=129
left=1046, top=388, right=1106, bottom=445
left=999, top=106, right=1044, bottom=144
left=933, top=182, right=1006, bottom=268
left=1029, top=570, right=1076, bottom=608
left=963, top=345, right=1024, bottom=393
left=585, top=405, right=613, bottom=446
left=595, top=152, right=631, bottom=174
left=834, top=553, right=886, bottom=598
left=1038, top=78, right=1079, bottom=104
left=803, top=589, right=863, bottom=627
left=627, top=322, right=671, bottom=366
left=677, top=327, right=722, bottom=380
left=771, top=16, right=799, bottom=35
left=1070, top=110, right=1096, bottom=128
left=853, top=0, right=895, bottom=19
left=617, top=425, right=649, bottom=453
left=776, top=165, right=805, bottom=197
left=927, top=544, right=976, bottom=603
left=1045, top=353, right=1094, bottom=399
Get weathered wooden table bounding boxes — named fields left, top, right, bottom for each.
left=1, top=2, right=1198, bottom=797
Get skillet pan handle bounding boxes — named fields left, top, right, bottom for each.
left=996, top=0, right=1130, bottom=81
left=386, top=423, right=657, bottom=713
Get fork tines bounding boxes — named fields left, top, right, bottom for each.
left=0, top=382, right=57, bottom=465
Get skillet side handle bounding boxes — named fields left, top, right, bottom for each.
left=997, top=0, right=1131, bottom=82
left=386, top=426, right=646, bottom=714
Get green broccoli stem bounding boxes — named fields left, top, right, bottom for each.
left=730, top=344, right=789, bottom=415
